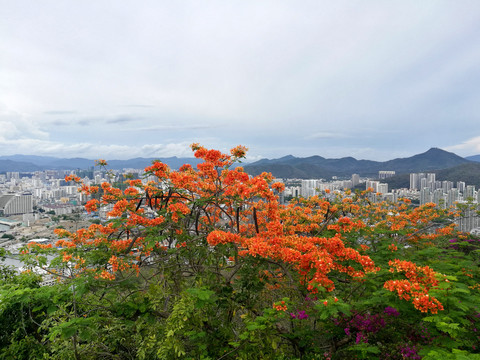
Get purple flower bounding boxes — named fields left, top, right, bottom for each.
left=350, top=313, right=385, bottom=333
left=384, top=306, right=400, bottom=317
left=399, top=345, right=421, bottom=360
left=355, top=332, right=368, bottom=344
left=290, top=310, right=309, bottom=320
left=297, top=310, right=309, bottom=319
left=344, top=327, right=351, bottom=336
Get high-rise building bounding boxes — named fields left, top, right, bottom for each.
left=457, top=207, right=480, bottom=233
left=420, top=178, right=428, bottom=190
left=420, top=188, right=431, bottom=205
left=366, top=180, right=379, bottom=193
left=442, top=181, right=453, bottom=193
left=377, top=183, right=388, bottom=194
left=432, top=189, right=445, bottom=208
left=465, top=185, right=475, bottom=200
left=447, top=189, right=459, bottom=207
left=409, top=173, right=417, bottom=190
left=379, top=171, right=395, bottom=179
left=352, top=174, right=360, bottom=187
left=6, top=172, right=20, bottom=181
left=301, top=180, right=319, bottom=198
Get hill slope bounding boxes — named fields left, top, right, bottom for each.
left=466, top=154, right=480, bottom=162
left=244, top=148, right=471, bottom=179
left=0, top=155, right=203, bottom=172
left=0, top=160, right=42, bottom=172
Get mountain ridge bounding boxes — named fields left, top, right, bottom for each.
left=244, top=148, right=473, bottom=179
left=466, top=154, right=480, bottom=162
left=0, top=155, right=203, bottom=172
left=0, top=148, right=478, bottom=175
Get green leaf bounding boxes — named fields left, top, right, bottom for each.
left=61, top=326, right=77, bottom=339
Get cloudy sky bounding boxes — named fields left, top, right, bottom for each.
left=2, top=1, right=480, bottom=161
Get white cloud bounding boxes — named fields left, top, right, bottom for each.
left=0, top=107, right=49, bottom=140
left=305, top=132, right=350, bottom=140
left=445, top=136, right=480, bottom=157
left=0, top=136, right=194, bottom=160
left=119, top=124, right=213, bottom=132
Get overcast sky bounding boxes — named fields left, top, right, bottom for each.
left=2, top=1, right=480, bottom=161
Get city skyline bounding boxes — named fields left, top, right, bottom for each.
left=2, top=1, right=480, bottom=161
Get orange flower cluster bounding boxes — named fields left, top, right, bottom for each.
left=79, top=184, right=99, bottom=195
left=230, top=145, right=248, bottom=159
left=95, top=159, right=108, bottom=167
left=384, top=260, right=443, bottom=313
left=107, top=199, right=138, bottom=218
left=273, top=300, right=288, bottom=311
left=28, top=242, right=52, bottom=249
left=167, top=202, right=190, bottom=223
left=209, top=228, right=378, bottom=293
left=85, top=199, right=99, bottom=213
left=327, top=216, right=366, bottom=233
left=388, top=243, right=398, bottom=252
left=207, top=230, right=242, bottom=246
left=65, top=174, right=81, bottom=182
left=109, top=255, right=119, bottom=272
left=63, top=253, right=73, bottom=262
left=144, top=161, right=170, bottom=179
left=126, top=213, right=164, bottom=228
left=97, top=270, right=115, bottom=281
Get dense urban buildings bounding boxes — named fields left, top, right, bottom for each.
left=283, top=171, right=479, bottom=234
left=0, top=166, right=479, bottom=241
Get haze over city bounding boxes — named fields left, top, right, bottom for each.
left=2, top=1, right=480, bottom=161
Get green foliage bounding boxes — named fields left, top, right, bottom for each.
left=2, top=151, right=480, bottom=359
left=422, top=349, right=480, bottom=360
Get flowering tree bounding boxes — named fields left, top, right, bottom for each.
left=2, top=145, right=480, bottom=359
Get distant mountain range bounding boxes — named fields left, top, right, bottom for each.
left=0, top=155, right=203, bottom=172
left=1, top=149, right=479, bottom=180
left=244, top=148, right=477, bottom=178
left=466, top=154, right=480, bottom=162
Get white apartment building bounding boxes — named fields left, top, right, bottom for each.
left=420, top=188, right=431, bottom=205
left=301, top=180, right=320, bottom=198
left=465, top=185, right=476, bottom=200
left=456, top=207, right=480, bottom=233
left=0, top=193, right=33, bottom=215
left=378, top=171, right=395, bottom=179
left=377, top=183, right=388, bottom=194
left=351, top=174, right=360, bottom=187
